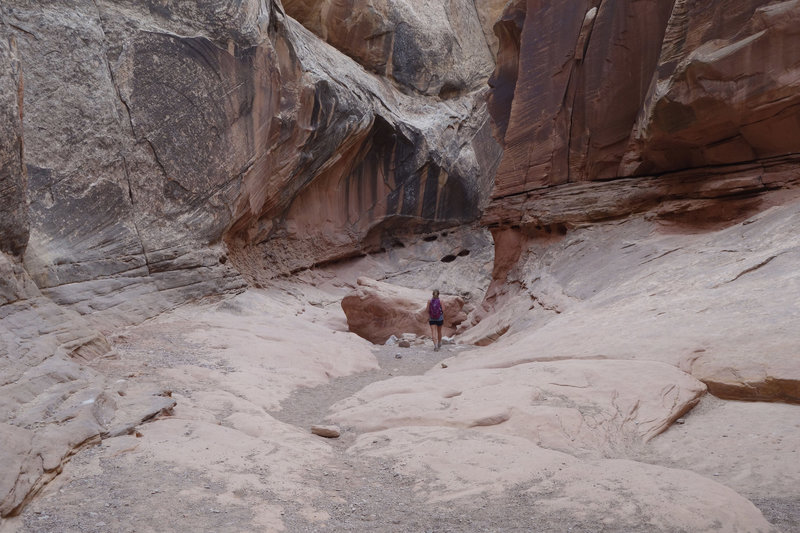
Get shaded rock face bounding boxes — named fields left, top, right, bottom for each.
left=4, top=0, right=499, bottom=325
left=0, top=32, right=27, bottom=257
left=283, top=0, right=495, bottom=97
left=627, top=0, right=800, bottom=175
left=485, top=0, right=800, bottom=226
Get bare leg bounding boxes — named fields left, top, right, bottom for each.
left=429, top=324, right=438, bottom=349
left=436, top=324, right=443, bottom=348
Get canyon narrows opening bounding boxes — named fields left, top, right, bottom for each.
left=2, top=0, right=800, bottom=532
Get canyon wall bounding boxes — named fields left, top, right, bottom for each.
left=485, top=0, right=800, bottom=229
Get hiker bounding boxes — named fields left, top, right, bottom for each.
left=427, top=289, right=444, bottom=351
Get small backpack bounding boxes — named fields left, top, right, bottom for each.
left=429, top=298, right=443, bottom=319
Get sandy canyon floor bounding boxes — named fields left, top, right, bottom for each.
left=2, top=217, right=799, bottom=533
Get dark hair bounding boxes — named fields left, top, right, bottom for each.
left=432, top=289, right=439, bottom=297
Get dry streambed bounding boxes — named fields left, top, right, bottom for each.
left=3, top=265, right=797, bottom=532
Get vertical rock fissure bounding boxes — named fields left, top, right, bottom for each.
left=91, top=0, right=152, bottom=275
left=470, top=0, right=493, bottom=60
left=565, top=3, right=600, bottom=184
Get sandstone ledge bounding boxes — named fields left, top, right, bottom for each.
left=482, top=156, right=800, bottom=231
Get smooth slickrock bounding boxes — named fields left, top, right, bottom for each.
left=15, top=285, right=375, bottom=529
left=341, top=277, right=467, bottom=344
left=331, top=359, right=706, bottom=454
left=348, top=427, right=777, bottom=532
left=641, top=396, right=800, bottom=508
left=460, top=200, right=800, bottom=404
left=145, top=289, right=378, bottom=412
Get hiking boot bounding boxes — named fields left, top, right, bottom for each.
left=434, top=346, right=439, bottom=352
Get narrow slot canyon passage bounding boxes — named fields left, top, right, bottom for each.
left=9, top=214, right=800, bottom=532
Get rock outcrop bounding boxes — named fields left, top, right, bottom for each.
left=476, top=0, right=800, bottom=406
left=283, top=0, right=495, bottom=97
left=332, top=358, right=706, bottom=448
left=327, top=359, right=775, bottom=531
left=460, top=200, right=800, bottom=404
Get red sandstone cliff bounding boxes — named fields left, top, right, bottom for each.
left=485, top=0, right=800, bottom=230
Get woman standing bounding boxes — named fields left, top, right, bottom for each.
left=427, top=289, right=444, bottom=351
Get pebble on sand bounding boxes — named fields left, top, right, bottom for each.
left=311, top=425, right=341, bottom=438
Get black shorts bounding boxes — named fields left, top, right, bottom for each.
left=429, top=319, right=444, bottom=326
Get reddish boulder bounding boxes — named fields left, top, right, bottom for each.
left=341, top=277, right=466, bottom=344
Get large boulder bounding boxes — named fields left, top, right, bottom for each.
left=341, top=277, right=466, bottom=343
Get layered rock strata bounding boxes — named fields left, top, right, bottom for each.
left=486, top=0, right=800, bottom=222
